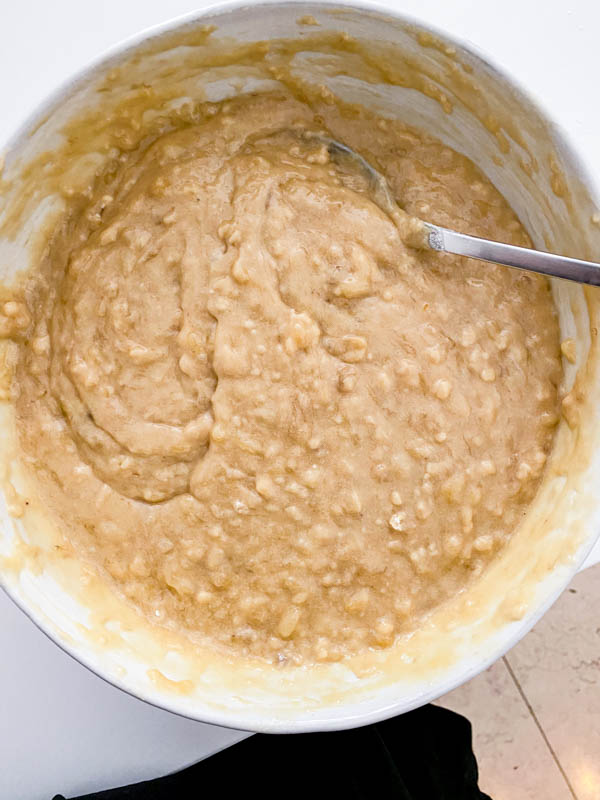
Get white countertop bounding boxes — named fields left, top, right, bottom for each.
left=1, top=1, right=599, bottom=798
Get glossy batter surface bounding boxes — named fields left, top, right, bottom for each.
left=10, top=92, right=561, bottom=663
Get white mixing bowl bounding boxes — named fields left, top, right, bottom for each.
left=1, top=1, right=599, bottom=733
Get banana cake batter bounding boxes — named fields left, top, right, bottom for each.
left=5, top=91, right=561, bottom=664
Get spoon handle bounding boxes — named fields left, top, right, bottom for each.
left=424, top=223, right=600, bottom=287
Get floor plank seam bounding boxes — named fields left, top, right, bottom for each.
left=502, top=656, right=579, bottom=800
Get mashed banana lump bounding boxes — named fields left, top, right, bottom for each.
left=8, top=91, right=561, bottom=664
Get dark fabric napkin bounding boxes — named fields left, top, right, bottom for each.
left=53, top=704, right=492, bottom=800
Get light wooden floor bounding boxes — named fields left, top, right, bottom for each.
left=437, top=562, right=600, bottom=800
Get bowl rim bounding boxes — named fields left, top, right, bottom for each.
left=2, top=0, right=600, bottom=734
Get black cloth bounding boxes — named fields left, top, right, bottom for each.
left=53, top=704, right=492, bottom=800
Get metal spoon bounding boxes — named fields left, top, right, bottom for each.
left=321, top=137, right=600, bottom=287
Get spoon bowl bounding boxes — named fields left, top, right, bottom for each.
left=321, top=135, right=600, bottom=286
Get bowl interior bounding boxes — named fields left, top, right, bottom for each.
left=1, top=2, right=599, bottom=732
